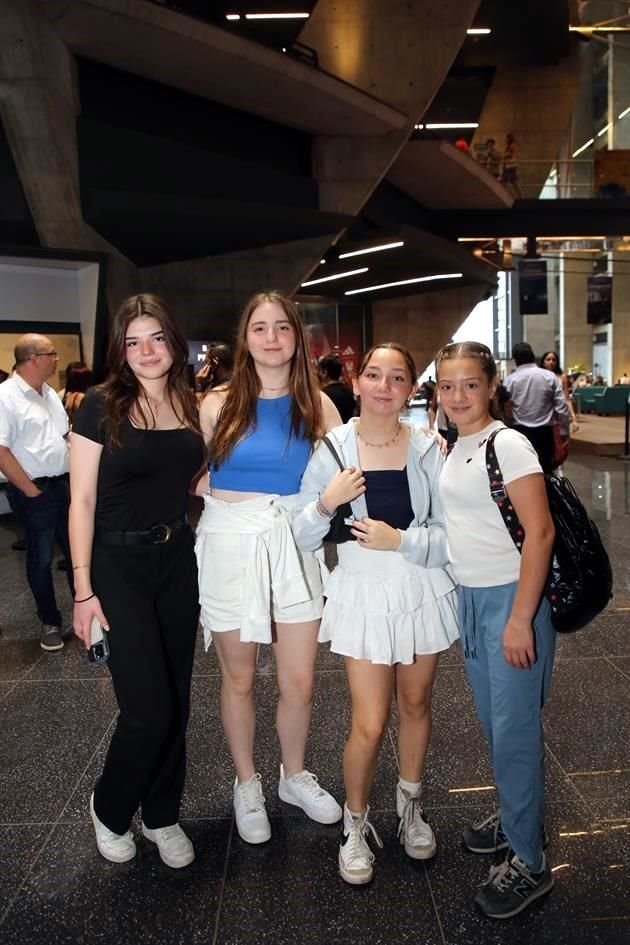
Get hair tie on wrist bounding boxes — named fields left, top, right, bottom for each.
left=74, top=593, right=95, bottom=604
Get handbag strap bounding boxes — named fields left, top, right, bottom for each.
left=485, top=429, right=525, bottom=552
left=321, top=435, right=346, bottom=472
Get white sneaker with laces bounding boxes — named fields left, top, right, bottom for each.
left=142, top=822, right=195, bottom=868
left=338, top=804, right=383, bottom=885
left=278, top=765, right=342, bottom=824
left=90, top=793, right=136, bottom=863
left=396, top=784, right=437, bottom=860
left=233, top=773, right=271, bottom=844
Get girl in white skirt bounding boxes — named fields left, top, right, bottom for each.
left=195, top=291, right=342, bottom=845
left=293, top=343, right=458, bottom=884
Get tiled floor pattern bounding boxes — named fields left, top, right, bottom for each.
left=0, top=454, right=628, bottom=944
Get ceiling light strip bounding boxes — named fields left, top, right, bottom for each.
left=345, top=273, right=463, bottom=296
left=245, top=12, right=310, bottom=20
left=338, top=241, right=404, bottom=259
left=425, top=122, right=479, bottom=130
left=301, top=267, right=368, bottom=287
left=572, top=138, right=594, bottom=157
left=467, top=28, right=491, bottom=35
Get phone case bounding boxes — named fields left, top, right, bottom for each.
left=88, top=616, right=110, bottom=664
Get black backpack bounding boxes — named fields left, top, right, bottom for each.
left=486, top=429, right=613, bottom=633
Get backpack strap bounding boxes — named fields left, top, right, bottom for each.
left=485, top=429, right=525, bottom=552
left=321, top=435, right=345, bottom=472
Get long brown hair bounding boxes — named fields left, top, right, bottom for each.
left=209, top=291, right=323, bottom=467
left=101, top=293, right=201, bottom=447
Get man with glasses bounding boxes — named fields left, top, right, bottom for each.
left=0, top=334, right=74, bottom=651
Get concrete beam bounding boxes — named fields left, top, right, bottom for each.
left=0, top=0, right=139, bottom=313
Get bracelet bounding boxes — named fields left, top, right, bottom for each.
left=316, top=497, right=334, bottom=518
left=72, top=564, right=89, bottom=571
left=74, top=593, right=95, bottom=604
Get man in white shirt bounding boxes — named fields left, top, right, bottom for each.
left=0, top=335, right=73, bottom=651
left=504, top=342, right=570, bottom=475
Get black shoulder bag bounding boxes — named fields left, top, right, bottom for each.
left=486, top=429, right=613, bottom=633
left=319, top=436, right=357, bottom=544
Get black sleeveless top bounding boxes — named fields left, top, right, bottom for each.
left=364, top=468, right=414, bottom=530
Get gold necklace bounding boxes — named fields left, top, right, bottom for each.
left=261, top=384, right=289, bottom=392
left=356, top=422, right=401, bottom=448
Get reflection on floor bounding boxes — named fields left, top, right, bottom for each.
left=0, top=454, right=628, bottom=945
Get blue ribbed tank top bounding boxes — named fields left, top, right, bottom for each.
left=210, top=395, right=312, bottom=495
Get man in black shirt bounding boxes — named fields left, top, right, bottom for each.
left=319, top=355, right=356, bottom=423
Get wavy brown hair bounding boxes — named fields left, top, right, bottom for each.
left=435, top=340, right=501, bottom=418
left=357, top=343, right=418, bottom=387
left=101, top=294, right=201, bottom=447
left=209, top=291, right=323, bottom=467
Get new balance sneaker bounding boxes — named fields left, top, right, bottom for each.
left=90, top=793, right=136, bottom=863
left=338, top=805, right=383, bottom=885
left=278, top=765, right=342, bottom=824
left=233, top=773, right=271, bottom=844
left=396, top=784, right=437, bottom=860
left=40, top=624, right=64, bottom=652
left=142, top=823, right=195, bottom=869
left=463, top=810, right=549, bottom=854
left=475, top=851, right=554, bottom=919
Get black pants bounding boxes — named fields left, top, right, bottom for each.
left=6, top=476, right=73, bottom=626
left=513, top=424, right=554, bottom=476
left=92, top=528, right=199, bottom=835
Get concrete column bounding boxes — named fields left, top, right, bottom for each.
left=609, top=41, right=630, bottom=149
left=611, top=252, right=630, bottom=380
left=0, top=0, right=138, bottom=313
left=559, top=252, right=594, bottom=372
left=372, top=284, right=489, bottom=372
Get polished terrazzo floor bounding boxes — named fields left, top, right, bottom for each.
left=0, top=453, right=628, bottom=945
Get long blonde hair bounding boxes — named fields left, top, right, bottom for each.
left=208, top=291, right=323, bottom=467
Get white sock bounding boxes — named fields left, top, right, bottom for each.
left=398, top=777, right=421, bottom=796
left=344, top=803, right=366, bottom=828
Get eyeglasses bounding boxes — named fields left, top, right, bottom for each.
left=34, top=351, right=58, bottom=358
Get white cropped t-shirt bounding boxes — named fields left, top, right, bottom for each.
left=439, top=421, right=542, bottom=587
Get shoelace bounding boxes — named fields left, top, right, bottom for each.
left=290, top=770, right=326, bottom=798
left=346, top=813, right=383, bottom=867
left=239, top=773, right=266, bottom=813
left=154, top=825, right=181, bottom=843
left=397, top=794, right=432, bottom=843
left=481, top=855, right=528, bottom=892
left=471, top=810, right=500, bottom=833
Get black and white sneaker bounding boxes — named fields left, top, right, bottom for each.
left=475, top=850, right=554, bottom=919
left=463, top=810, right=548, bottom=854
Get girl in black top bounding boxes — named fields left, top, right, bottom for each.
left=69, top=294, right=204, bottom=869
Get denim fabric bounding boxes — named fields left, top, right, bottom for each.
left=6, top=477, right=73, bottom=626
left=457, top=582, right=556, bottom=871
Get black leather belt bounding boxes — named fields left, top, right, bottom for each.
left=96, top=517, right=188, bottom=547
left=32, top=474, right=68, bottom=487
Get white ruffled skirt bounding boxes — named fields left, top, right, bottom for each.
left=320, top=542, right=459, bottom=665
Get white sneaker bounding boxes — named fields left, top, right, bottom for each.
left=396, top=784, right=437, bottom=860
left=338, top=804, right=383, bottom=885
left=278, top=765, right=342, bottom=824
left=233, top=773, right=271, bottom=844
left=90, top=793, right=136, bottom=863
left=142, top=822, right=195, bottom=869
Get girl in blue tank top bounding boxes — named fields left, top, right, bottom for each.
left=195, top=291, right=342, bottom=845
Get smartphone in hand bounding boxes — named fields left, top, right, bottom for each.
left=88, top=616, right=110, bottom=664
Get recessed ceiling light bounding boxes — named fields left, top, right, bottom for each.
left=338, top=241, right=404, bottom=259
left=345, top=273, right=463, bottom=295
left=301, top=267, right=368, bottom=287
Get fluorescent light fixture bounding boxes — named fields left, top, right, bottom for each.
left=226, top=14, right=241, bottom=20
left=425, top=122, right=478, bottom=130
left=572, top=138, right=594, bottom=157
left=345, top=273, right=463, bottom=296
left=339, top=241, right=404, bottom=259
left=245, top=12, right=310, bottom=19
left=570, top=25, right=630, bottom=32
left=539, top=236, right=605, bottom=241
left=414, top=124, right=425, bottom=130
left=597, top=122, right=612, bottom=137
left=467, top=28, right=491, bottom=35
left=301, top=267, right=368, bottom=287
left=619, top=106, right=630, bottom=119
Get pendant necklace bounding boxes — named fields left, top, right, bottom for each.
left=356, top=422, right=401, bottom=448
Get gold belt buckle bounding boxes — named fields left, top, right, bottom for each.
left=151, top=524, right=172, bottom=544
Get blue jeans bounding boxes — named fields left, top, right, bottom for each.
left=457, top=582, right=556, bottom=871
left=6, top=477, right=73, bottom=626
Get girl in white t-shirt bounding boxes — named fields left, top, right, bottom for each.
left=437, top=341, right=556, bottom=921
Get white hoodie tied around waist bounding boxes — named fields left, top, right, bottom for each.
left=195, top=493, right=321, bottom=648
